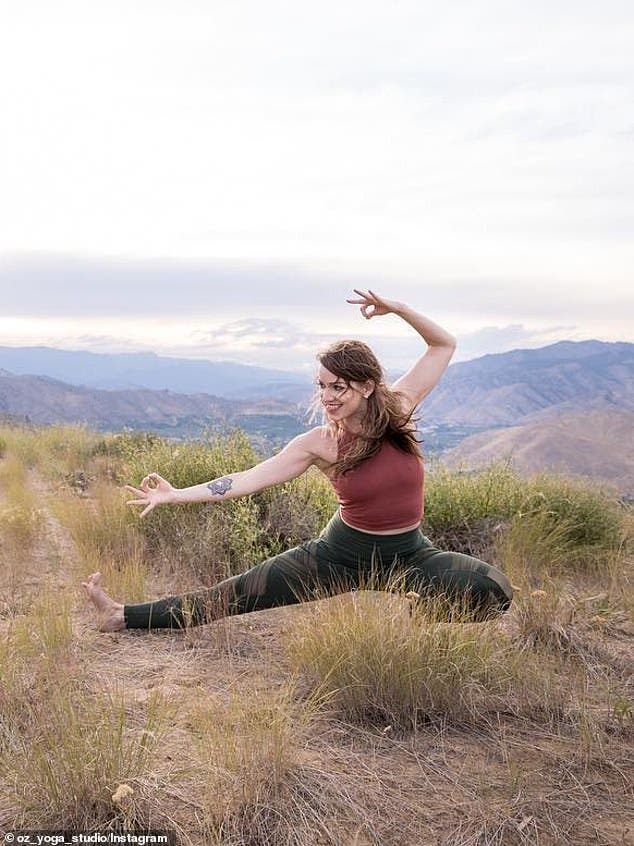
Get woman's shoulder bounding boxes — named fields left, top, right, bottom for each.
left=301, top=426, right=339, bottom=472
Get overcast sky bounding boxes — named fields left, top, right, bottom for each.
left=0, top=0, right=631, bottom=373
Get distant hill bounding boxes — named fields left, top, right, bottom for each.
left=0, top=346, right=308, bottom=401
left=422, top=340, right=633, bottom=426
left=0, top=340, right=631, bottom=469
left=0, top=371, right=307, bottom=445
left=441, top=408, right=634, bottom=494
left=0, top=340, right=630, bottom=425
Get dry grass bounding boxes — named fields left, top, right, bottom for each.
left=0, top=427, right=631, bottom=845
left=50, top=481, right=149, bottom=600
left=285, top=588, right=502, bottom=729
left=0, top=454, right=46, bottom=616
left=1, top=680, right=174, bottom=830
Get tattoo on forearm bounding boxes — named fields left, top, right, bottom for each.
left=207, top=476, right=233, bottom=496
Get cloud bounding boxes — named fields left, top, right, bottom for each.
left=1, top=254, right=631, bottom=331
left=181, top=319, right=585, bottom=371
left=191, top=318, right=322, bottom=352
left=2, top=1, right=633, bottom=275
left=0, top=254, right=339, bottom=318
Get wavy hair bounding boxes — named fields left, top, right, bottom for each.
left=312, top=339, right=422, bottom=475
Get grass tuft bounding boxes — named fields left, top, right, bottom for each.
left=0, top=680, right=173, bottom=830
left=285, top=581, right=522, bottom=730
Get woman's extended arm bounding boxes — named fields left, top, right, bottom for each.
left=347, top=289, right=457, bottom=408
left=125, top=430, right=319, bottom=518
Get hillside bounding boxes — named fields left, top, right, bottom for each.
left=442, top=407, right=634, bottom=494
left=0, top=426, right=631, bottom=845
left=422, top=340, right=633, bottom=426
left=0, top=371, right=306, bottom=443
left=0, top=345, right=307, bottom=400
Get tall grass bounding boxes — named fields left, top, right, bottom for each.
left=0, top=453, right=45, bottom=616
left=0, top=682, right=173, bottom=829
left=0, top=425, right=42, bottom=468
left=8, top=588, right=75, bottom=659
left=284, top=581, right=568, bottom=731
left=193, top=683, right=309, bottom=810
left=51, top=482, right=149, bottom=599
left=0, top=424, right=101, bottom=480
left=102, top=430, right=338, bottom=585
left=189, top=683, right=392, bottom=845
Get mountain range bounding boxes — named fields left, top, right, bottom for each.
left=421, top=340, right=633, bottom=426
left=0, top=340, right=631, bottom=489
left=0, top=340, right=630, bottom=426
left=0, top=370, right=308, bottom=447
left=0, top=346, right=307, bottom=400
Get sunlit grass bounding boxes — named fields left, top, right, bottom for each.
left=425, top=461, right=624, bottom=561
left=0, top=424, right=102, bottom=481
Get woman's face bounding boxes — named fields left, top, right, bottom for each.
left=317, top=365, right=373, bottom=427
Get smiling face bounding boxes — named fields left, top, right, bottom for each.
left=317, top=364, right=374, bottom=429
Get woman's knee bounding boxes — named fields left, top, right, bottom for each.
left=408, top=549, right=513, bottom=617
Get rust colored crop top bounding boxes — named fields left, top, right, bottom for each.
left=329, top=431, right=424, bottom=532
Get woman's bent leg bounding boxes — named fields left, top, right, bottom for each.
left=124, top=538, right=358, bottom=629
left=401, top=540, right=513, bottom=620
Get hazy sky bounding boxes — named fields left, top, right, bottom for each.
left=1, top=0, right=632, bottom=372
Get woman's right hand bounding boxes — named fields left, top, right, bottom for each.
left=124, top=472, right=177, bottom=518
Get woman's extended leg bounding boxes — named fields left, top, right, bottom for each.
left=84, top=536, right=359, bottom=631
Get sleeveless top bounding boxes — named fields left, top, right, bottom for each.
left=329, top=430, right=424, bottom=532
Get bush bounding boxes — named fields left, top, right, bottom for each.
left=423, top=462, right=524, bottom=555
left=425, top=462, right=624, bottom=563
left=521, top=473, right=622, bottom=549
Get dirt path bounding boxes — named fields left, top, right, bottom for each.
left=27, top=468, right=309, bottom=700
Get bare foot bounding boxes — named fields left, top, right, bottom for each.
left=82, top=572, right=126, bottom=632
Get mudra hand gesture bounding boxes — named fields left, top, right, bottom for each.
left=346, top=289, right=402, bottom=320
left=125, top=472, right=175, bottom=518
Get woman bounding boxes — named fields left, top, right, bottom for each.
left=83, top=289, right=513, bottom=631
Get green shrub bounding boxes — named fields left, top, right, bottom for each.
left=424, top=463, right=526, bottom=556
left=521, top=473, right=622, bottom=549
left=425, top=462, right=624, bottom=562
left=113, top=431, right=338, bottom=583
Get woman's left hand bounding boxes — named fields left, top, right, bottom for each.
left=346, top=289, right=403, bottom=320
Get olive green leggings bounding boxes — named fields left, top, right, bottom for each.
left=124, top=510, right=513, bottom=629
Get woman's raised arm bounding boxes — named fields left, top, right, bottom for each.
left=347, top=289, right=456, bottom=409
left=125, top=430, right=320, bottom=518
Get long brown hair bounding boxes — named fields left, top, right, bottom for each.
left=312, top=339, right=422, bottom=475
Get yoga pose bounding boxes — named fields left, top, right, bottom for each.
left=83, top=290, right=513, bottom=631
